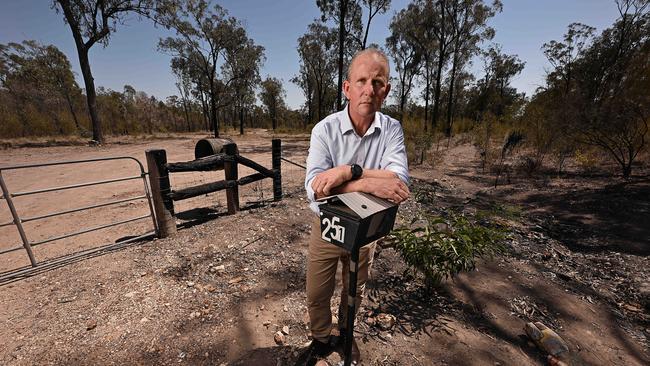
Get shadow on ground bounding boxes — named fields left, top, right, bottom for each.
left=519, top=179, right=650, bottom=255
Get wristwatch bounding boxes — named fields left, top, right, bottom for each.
left=350, top=164, right=363, bottom=180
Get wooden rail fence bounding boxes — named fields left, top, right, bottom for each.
left=145, top=139, right=282, bottom=238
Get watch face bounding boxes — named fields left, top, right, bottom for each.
left=352, top=164, right=362, bottom=179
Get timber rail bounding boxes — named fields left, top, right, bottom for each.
left=145, top=139, right=282, bottom=238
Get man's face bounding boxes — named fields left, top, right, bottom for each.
left=343, top=54, right=391, bottom=122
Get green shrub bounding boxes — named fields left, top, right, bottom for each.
left=390, top=212, right=506, bottom=287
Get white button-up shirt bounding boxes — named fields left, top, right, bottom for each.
left=305, top=107, right=410, bottom=213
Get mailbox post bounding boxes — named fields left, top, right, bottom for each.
left=318, top=192, right=398, bottom=366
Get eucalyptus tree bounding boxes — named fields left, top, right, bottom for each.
left=394, top=0, right=451, bottom=130
left=224, top=34, right=265, bottom=135
left=316, top=0, right=391, bottom=110
left=550, top=0, right=649, bottom=178
left=526, top=22, right=596, bottom=164
left=54, top=0, right=157, bottom=142
left=183, top=51, right=212, bottom=130
left=260, top=77, right=286, bottom=131
left=31, top=42, right=85, bottom=133
left=400, top=1, right=439, bottom=128
left=170, top=58, right=195, bottom=132
left=0, top=41, right=83, bottom=136
left=460, top=45, right=523, bottom=170
left=317, top=0, right=359, bottom=110
left=291, top=64, right=314, bottom=125
left=525, top=0, right=650, bottom=179
left=158, top=0, right=264, bottom=137
left=294, top=21, right=337, bottom=123
left=542, top=22, right=595, bottom=94
left=444, top=0, right=501, bottom=136
left=386, top=8, right=421, bottom=120
left=354, top=0, right=392, bottom=49
left=464, top=45, right=524, bottom=125
left=430, top=0, right=454, bottom=130
left=121, top=84, right=137, bottom=133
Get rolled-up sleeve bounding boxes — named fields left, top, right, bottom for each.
left=380, top=122, right=410, bottom=185
left=305, top=123, right=333, bottom=204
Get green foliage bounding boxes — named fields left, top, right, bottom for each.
left=158, top=0, right=265, bottom=137
left=387, top=5, right=422, bottom=117
left=411, top=181, right=444, bottom=205
left=391, top=212, right=506, bottom=286
left=463, top=45, right=526, bottom=124
left=259, top=77, right=286, bottom=131
left=0, top=40, right=88, bottom=138
left=292, top=21, right=338, bottom=125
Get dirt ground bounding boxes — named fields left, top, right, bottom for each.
left=0, top=129, right=648, bottom=365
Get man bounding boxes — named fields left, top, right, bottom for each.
left=301, top=48, right=410, bottom=365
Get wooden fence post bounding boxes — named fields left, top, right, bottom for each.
left=223, top=143, right=239, bottom=214
left=272, top=139, right=282, bottom=201
left=145, top=149, right=177, bottom=238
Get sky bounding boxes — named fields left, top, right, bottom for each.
left=0, top=0, right=622, bottom=110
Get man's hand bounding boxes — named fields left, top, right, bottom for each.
left=311, top=166, right=410, bottom=203
left=365, top=177, right=410, bottom=203
left=311, top=165, right=352, bottom=197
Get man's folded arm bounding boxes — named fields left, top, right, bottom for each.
left=380, top=122, right=410, bottom=185
left=305, top=125, right=332, bottom=203
left=360, top=168, right=398, bottom=179
left=315, top=170, right=410, bottom=203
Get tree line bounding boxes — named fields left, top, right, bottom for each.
left=0, top=38, right=289, bottom=138
left=293, top=0, right=647, bottom=178
left=1, top=0, right=294, bottom=140
left=523, top=0, right=649, bottom=178
left=0, top=0, right=647, bottom=177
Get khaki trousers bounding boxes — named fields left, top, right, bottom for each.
left=306, top=217, right=376, bottom=342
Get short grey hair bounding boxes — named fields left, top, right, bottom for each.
left=346, top=48, right=390, bottom=81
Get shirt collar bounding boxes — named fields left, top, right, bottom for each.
left=340, top=105, right=381, bottom=137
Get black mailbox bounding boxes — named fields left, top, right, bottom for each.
left=317, top=191, right=400, bottom=366
left=318, top=192, right=398, bottom=251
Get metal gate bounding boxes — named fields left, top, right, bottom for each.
left=0, top=156, right=157, bottom=271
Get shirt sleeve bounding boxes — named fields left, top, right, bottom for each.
left=305, top=123, right=333, bottom=204
left=380, top=121, right=410, bottom=185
